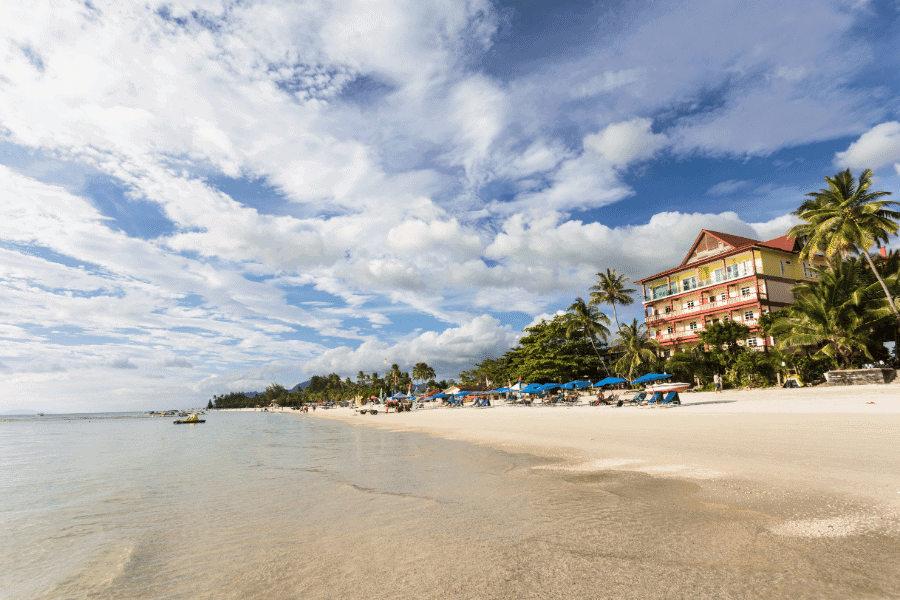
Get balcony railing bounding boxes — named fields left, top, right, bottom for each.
left=644, top=267, right=755, bottom=302
left=651, top=318, right=759, bottom=342
left=646, top=292, right=763, bottom=322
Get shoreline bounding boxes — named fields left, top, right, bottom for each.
left=246, top=383, right=900, bottom=538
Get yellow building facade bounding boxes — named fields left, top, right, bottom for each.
left=636, top=230, right=826, bottom=353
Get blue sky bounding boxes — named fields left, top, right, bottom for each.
left=2, top=0, right=900, bottom=411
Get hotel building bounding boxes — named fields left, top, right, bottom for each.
left=635, top=230, right=826, bottom=354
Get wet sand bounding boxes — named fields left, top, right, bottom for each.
left=290, top=384, right=900, bottom=539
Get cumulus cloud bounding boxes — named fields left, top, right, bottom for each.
left=583, top=118, right=668, bottom=166
left=108, top=358, right=138, bottom=369
left=160, top=357, right=194, bottom=368
left=834, top=122, right=900, bottom=172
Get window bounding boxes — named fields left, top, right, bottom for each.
left=664, top=306, right=671, bottom=314
left=713, top=267, right=725, bottom=282
left=723, top=315, right=730, bottom=322
left=689, top=322, right=698, bottom=330
left=686, top=300, right=695, bottom=308
left=744, top=310, right=754, bottom=320
left=747, top=338, right=758, bottom=347
left=784, top=260, right=791, bottom=265
left=712, top=318, right=720, bottom=324
left=681, top=276, right=697, bottom=291
left=664, top=350, right=671, bottom=358
left=649, top=329, right=656, bottom=338
left=666, top=326, right=673, bottom=334
left=721, top=293, right=727, bottom=301
left=741, top=287, right=751, bottom=295
left=652, top=284, right=670, bottom=299
left=725, top=264, right=739, bottom=279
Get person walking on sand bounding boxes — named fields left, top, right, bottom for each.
left=714, top=373, right=722, bottom=393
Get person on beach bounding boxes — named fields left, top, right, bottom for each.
left=714, top=373, right=722, bottom=393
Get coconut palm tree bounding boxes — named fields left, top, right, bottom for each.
left=788, top=168, right=900, bottom=324
left=770, top=260, right=879, bottom=368
left=412, top=362, right=435, bottom=389
left=589, top=268, right=636, bottom=333
left=564, top=297, right=611, bottom=375
left=612, top=319, right=660, bottom=380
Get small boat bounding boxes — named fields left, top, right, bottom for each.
left=174, top=413, right=205, bottom=424
left=645, top=382, right=691, bottom=393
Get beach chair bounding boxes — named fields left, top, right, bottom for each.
left=626, top=392, right=645, bottom=405
left=645, top=391, right=663, bottom=406
left=660, top=391, right=681, bottom=406
left=472, top=397, right=490, bottom=407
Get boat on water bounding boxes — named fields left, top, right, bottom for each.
left=174, top=413, right=205, bottom=424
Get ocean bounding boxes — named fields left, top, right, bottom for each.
left=1, top=411, right=898, bottom=599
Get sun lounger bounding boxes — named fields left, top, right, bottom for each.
left=625, top=392, right=645, bottom=405
left=645, top=391, right=663, bottom=406
left=660, top=391, right=681, bottom=406
left=472, top=397, right=491, bottom=407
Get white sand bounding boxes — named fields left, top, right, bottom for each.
left=257, top=384, right=900, bottom=537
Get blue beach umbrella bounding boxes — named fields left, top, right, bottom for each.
left=540, top=383, right=560, bottom=391
left=562, top=380, right=594, bottom=389
left=594, top=377, right=628, bottom=387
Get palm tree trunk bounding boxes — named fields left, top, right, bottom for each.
left=587, top=335, right=610, bottom=376
left=611, top=303, right=621, bottom=334
left=862, top=251, right=900, bottom=324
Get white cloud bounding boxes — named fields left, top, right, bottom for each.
left=583, top=118, right=668, bottom=165
left=706, top=179, right=750, bottom=196
left=834, top=122, right=900, bottom=172
left=302, top=314, right=521, bottom=379
left=108, top=358, right=138, bottom=369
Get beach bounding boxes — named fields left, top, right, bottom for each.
left=283, top=384, right=900, bottom=538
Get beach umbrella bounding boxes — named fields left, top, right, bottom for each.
left=562, top=380, right=594, bottom=389
left=391, top=392, right=408, bottom=399
left=540, top=383, right=560, bottom=391
left=631, top=373, right=671, bottom=385
left=594, top=377, right=628, bottom=386
left=431, top=393, right=449, bottom=398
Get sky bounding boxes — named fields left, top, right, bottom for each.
left=2, top=0, right=900, bottom=412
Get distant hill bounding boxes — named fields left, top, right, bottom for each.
left=290, top=380, right=311, bottom=393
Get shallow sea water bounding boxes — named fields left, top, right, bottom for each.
left=1, top=411, right=898, bottom=599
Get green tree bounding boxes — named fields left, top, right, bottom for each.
left=412, top=362, right=436, bottom=388
left=505, top=315, right=599, bottom=383
left=788, top=168, right=900, bottom=324
left=589, top=268, right=636, bottom=333
left=611, top=319, right=659, bottom=380
left=769, top=260, right=878, bottom=368
left=697, top=321, right=752, bottom=353
left=563, top=297, right=611, bottom=375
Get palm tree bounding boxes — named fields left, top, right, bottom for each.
left=412, top=362, right=435, bottom=389
left=612, top=319, right=660, bottom=380
left=564, top=297, right=611, bottom=375
left=770, top=260, right=878, bottom=367
left=788, top=168, right=900, bottom=324
left=589, top=268, right=636, bottom=333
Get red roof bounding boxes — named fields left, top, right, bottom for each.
left=759, top=235, right=799, bottom=252
left=636, top=229, right=801, bottom=284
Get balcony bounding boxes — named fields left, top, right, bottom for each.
left=644, top=268, right=756, bottom=302
left=646, top=291, right=763, bottom=323
left=652, top=318, right=760, bottom=343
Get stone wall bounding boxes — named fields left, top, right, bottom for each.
left=825, top=368, right=897, bottom=385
